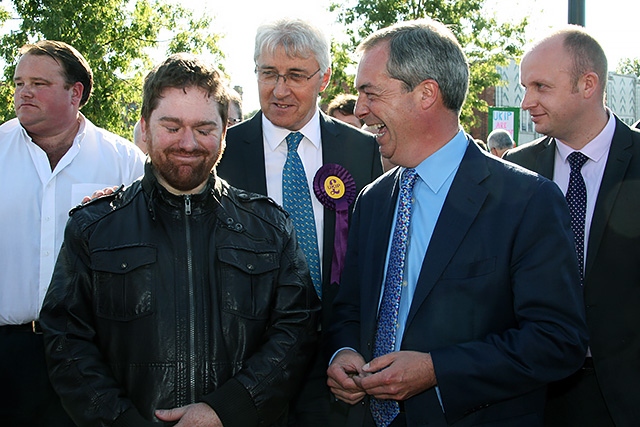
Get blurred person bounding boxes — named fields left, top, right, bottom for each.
left=40, top=53, right=320, bottom=427
left=487, top=128, right=515, bottom=158
left=326, top=19, right=588, bottom=427
left=504, top=26, right=640, bottom=427
left=327, top=93, right=363, bottom=128
left=228, top=86, right=243, bottom=127
left=216, top=18, right=383, bottom=426
left=0, top=40, right=145, bottom=427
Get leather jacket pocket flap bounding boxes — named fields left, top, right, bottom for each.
left=218, top=247, right=278, bottom=275
left=92, top=245, right=156, bottom=273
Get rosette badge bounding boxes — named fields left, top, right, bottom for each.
left=313, top=164, right=356, bottom=285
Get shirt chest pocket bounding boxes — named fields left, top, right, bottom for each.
left=91, top=245, right=157, bottom=321
left=218, top=247, right=279, bottom=319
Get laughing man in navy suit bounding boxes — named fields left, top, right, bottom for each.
left=326, top=19, right=588, bottom=427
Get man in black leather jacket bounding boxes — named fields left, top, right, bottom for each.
left=39, top=54, right=320, bottom=427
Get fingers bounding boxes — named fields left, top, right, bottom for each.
left=81, top=186, right=118, bottom=204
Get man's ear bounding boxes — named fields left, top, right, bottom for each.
left=140, top=117, right=148, bottom=142
left=418, top=79, right=439, bottom=110
left=71, top=82, right=84, bottom=106
left=581, top=71, right=600, bottom=100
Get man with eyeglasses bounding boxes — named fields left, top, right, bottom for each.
left=216, top=17, right=383, bottom=427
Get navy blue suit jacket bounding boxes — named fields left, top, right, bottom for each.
left=504, top=117, right=640, bottom=425
left=328, top=138, right=589, bottom=426
left=217, top=111, right=383, bottom=330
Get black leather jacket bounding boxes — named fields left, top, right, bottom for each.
left=40, top=165, right=320, bottom=427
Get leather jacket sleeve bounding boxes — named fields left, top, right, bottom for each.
left=41, top=211, right=151, bottom=427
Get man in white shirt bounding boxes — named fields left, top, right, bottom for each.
left=0, top=40, right=145, bottom=426
left=216, top=18, right=383, bottom=426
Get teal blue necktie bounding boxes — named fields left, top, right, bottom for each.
left=371, top=168, right=418, bottom=427
left=283, top=132, right=322, bottom=298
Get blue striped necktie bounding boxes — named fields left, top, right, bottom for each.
left=370, top=168, right=418, bottom=427
left=282, top=132, right=322, bottom=298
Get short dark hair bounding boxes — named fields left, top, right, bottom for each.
left=141, top=53, right=229, bottom=126
left=19, top=40, right=93, bottom=107
left=327, top=93, right=357, bottom=117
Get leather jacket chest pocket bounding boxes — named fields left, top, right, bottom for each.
left=91, top=245, right=157, bottom=321
left=218, top=247, right=279, bottom=320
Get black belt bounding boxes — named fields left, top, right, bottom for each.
left=0, top=321, right=42, bottom=334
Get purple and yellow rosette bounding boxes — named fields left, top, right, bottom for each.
left=313, top=164, right=356, bottom=285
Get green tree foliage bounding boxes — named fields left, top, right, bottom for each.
left=327, top=0, right=528, bottom=129
left=617, top=58, right=640, bottom=78
left=0, top=0, right=223, bottom=139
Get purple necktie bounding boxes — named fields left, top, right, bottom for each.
left=566, top=151, right=589, bottom=284
left=371, top=168, right=418, bottom=427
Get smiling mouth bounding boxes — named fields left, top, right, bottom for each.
left=368, top=123, right=387, bottom=137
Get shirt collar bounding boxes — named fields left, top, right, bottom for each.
left=413, top=129, right=468, bottom=193
left=555, top=107, right=615, bottom=164
left=262, top=108, right=322, bottom=150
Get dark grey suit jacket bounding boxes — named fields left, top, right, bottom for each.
left=216, top=111, right=383, bottom=330
left=503, top=116, right=640, bottom=425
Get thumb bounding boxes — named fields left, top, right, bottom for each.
left=155, top=407, right=185, bottom=421
left=362, top=353, right=393, bottom=373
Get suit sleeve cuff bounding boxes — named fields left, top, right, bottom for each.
left=200, top=378, right=259, bottom=427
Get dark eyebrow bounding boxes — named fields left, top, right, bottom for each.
left=158, top=117, right=219, bottom=127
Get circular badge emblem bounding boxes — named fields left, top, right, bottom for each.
left=324, top=176, right=346, bottom=200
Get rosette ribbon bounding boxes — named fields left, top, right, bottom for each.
left=313, top=164, right=356, bottom=285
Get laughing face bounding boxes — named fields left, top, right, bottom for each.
left=256, top=46, right=330, bottom=131
left=354, top=42, right=422, bottom=167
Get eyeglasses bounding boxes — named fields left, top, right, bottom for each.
left=255, top=68, right=321, bottom=88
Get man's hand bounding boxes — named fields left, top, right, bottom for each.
left=81, top=185, right=119, bottom=204
left=327, top=349, right=368, bottom=405
left=357, top=351, right=436, bottom=401
left=155, top=403, right=222, bottom=427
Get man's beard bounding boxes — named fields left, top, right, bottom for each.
left=149, top=143, right=223, bottom=192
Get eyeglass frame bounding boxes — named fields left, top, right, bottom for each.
left=255, top=67, right=322, bottom=87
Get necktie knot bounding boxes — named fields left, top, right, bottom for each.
left=286, top=132, right=303, bottom=152
left=568, top=151, right=589, bottom=172
left=401, top=168, right=418, bottom=191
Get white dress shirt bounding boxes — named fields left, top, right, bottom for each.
left=0, top=115, right=145, bottom=325
left=262, top=110, right=325, bottom=276
left=553, top=109, right=615, bottom=273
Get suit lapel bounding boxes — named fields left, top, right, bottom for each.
left=364, top=171, right=402, bottom=333
left=238, top=113, right=268, bottom=195
left=534, top=137, right=556, bottom=180
left=405, top=140, right=490, bottom=328
left=585, top=118, right=633, bottom=277
left=319, top=113, right=342, bottom=288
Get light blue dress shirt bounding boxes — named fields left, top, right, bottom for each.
left=383, top=130, right=469, bottom=350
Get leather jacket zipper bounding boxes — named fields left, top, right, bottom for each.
left=184, top=194, right=197, bottom=402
